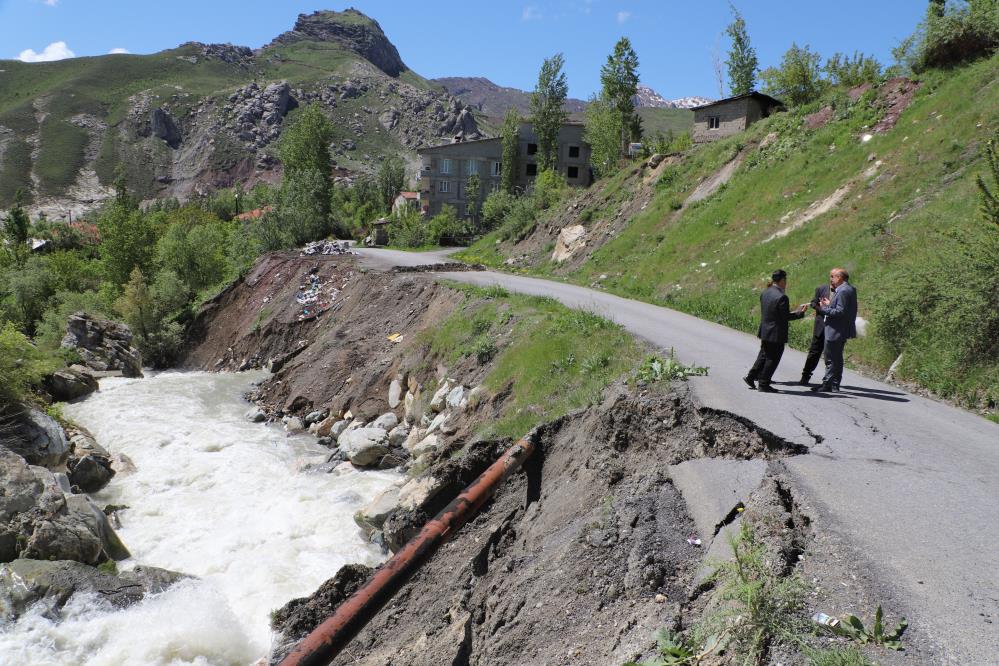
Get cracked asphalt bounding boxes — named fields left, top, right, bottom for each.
left=358, top=248, right=999, bottom=663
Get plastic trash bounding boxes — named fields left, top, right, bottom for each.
left=812, top=612, right=840, bottom=629
left=686, top=534, right=702, bottom=547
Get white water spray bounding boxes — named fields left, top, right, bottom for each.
left=0, top=371, right=397, bottom=665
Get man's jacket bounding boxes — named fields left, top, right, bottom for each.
left=819, top=282, right=858, bottom=341
left=758, top=284, right=804, bottom=344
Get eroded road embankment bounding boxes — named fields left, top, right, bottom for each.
left=352, top=247, right=998, bottom=663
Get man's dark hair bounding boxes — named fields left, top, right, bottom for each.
left=771, top=269, right=787, bottom=283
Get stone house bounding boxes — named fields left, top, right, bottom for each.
left=392, top=191, right=420, bottom=216
left=417, top=122, right=592, bottom=218
left=691, top=92, right=783, bottom=143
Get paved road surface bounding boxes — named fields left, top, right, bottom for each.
left=359, top=248, right=998, bottom=662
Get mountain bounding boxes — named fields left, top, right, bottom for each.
left=633, top=85, right=712, bottom=109
left=432, top=77, right=587, bottom=118
left=0, top=9, right=482, bottom=216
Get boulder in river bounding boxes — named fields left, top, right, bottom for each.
left=61, top=313, right=143, bottom=378
left=0, top=448, right=129, bottom=565
left=0, top=559, right=187, bottom=622
left=1, top=407, right=69, bottom=468
left=43, top=366, right=98, bottom=402
left=337, top=427, right=389, bottom=467
left=65, top=426, right=115, bottom=494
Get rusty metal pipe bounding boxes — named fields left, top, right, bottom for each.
left=279, top=436, right=536, bottom=666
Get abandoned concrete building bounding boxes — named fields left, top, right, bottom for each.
left=417, top=122, right=592, bottom=218
left=691, top=92, right=783, bottom=142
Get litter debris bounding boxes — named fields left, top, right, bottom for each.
left=300, top=240, right=355, bottom=256
left=294, top=268, right=345, bottom=321
left=812, top=612, right=840, bottom=629
left=387, top=333, right=403, bottom=343
left=686, top=534, right=702, bottom=547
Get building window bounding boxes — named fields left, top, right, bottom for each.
left=441, top=159, right=452, bottom=174
left=491, top=161, right=501, bottom=176
left=567, top=166, right=579, bottom=179
left=708, top=116, right=721, bottom=130
left=568, top=145, right=580, bottom=158
left=467, top=160, right=478, bottom=175
left=438, top=181, right=450, bottom=193
left=525, top=163, right=537, bottom=176
left=490, top=181, right=500, bottom=193
left=527, top=143, right=538, bottom=155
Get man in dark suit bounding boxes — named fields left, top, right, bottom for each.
left=744, top=269, right=808, bottom=393
left=799, top=281, right=831, bottom=385
left=811, top=268, right=858, bottom=393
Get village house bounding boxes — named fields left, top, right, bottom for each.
left=417, top=122, right=592, bottom=218
left=391, top=191, right=420, bottom=216
left=691, top=92, right=783, bottom=143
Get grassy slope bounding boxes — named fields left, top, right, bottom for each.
left=420, top=283, right=644, bottom=438
left=459, top=55, right=999, bottom=409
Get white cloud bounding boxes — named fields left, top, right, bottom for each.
left=43, top=0, right=59, bottom=6
left=108, top=47, right=130, bottom=54
left=616, top=10, right=631, bottom=24
left=522, top=5, right=542, bottom=21
left=17, top=41, right=75, bottom=62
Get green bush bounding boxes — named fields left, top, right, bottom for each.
left=427, top=205, right=467, bottom=245
left=481, top=190, right=516, bottom=231
left=916, top=0, right=999, bottom=71
left=824, top=51, right=883, bottom=87
left=388, top=207, right=431, bottom=248
left=761, top=43, right=827, bottom=106
left=0, top=322, right=57, bottom=403
left=115, top=268, right=190, bottom=368
left=532, top=169, right=568, bottom=210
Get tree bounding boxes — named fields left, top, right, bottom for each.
left=530, top=53, right=569, bottom=172
left=725, top=4, right=759, bottom=96
left=600, top=37, right=640, bottom=150
left=824, top=51, right=882, bottom=87
left=760, top=43, right=825, bottom=106
left=500, top=110, right=521, bottom=194
left=466, top=174, right=482, bottom=229
left=584, top=94, right=623, bottom=179
left=97, top=200, right=157, bottom=286
left=377, top=157, right=406, bottom=212
left=2, top=189, right=30, bottom=267
left=278, top=104, right=335, bottom=226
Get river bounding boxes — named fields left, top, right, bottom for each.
left=0, top=371, right=397, bottom=665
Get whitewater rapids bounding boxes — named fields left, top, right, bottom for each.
left=0, top=371, right=397, bottom=665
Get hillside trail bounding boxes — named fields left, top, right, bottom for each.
left=357, top=247, right=999, bottom=664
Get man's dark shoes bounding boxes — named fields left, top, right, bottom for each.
left=742, top=376, right=756, bottom=390
left=811, top=383, right=832, bottom=393
left=830, top=384, right=841, bottom=393
left=757, top=384, right=779, bottom=393
left=799, top=374, right=811, bottom=386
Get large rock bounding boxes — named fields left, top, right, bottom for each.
left=387, top=379, right=402, bottom=409
left=0, top=449, right=129, bottom=564
left=64, top=426, right=115, bottom=494
left=0, top=559, right=186, bottom=622
left=1, top=407, right=70, bottom=468
left=151, top=107, right=182, bottom=148
left=552, top=225, right=587, bottom=262
left=403, top=389, right=424, bottom=423
left=42, top=367, right=98, bottom=402
left=337, top=428, right=389, bottom=467
left=429, top=383, right=452, bottom=413
left=61, top=313, right=143, bottom=378
left=370, top=412, right=398, bottom=431
left=270, top=563, right=374, bottom=664
left=354, top=486, right=401, bottom=537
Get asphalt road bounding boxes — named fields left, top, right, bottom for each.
left=359, top=248, right=999, bottom=663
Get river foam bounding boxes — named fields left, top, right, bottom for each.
left=0, top=371, right=397, bottom=665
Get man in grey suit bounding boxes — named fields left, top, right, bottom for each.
left=744, top=269, right=808, bottom=393
left=811, top=268, right=858, bottom=393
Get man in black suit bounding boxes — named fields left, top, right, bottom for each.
left=743, top=269, right=808, bottom=393
left=799, top=281, right=831, bottom=385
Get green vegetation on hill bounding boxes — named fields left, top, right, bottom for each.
left=421, top=283, right=643, bottom=438
left=459, top=53, right=999, bottom=413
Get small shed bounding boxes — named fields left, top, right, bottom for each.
left=691, top=92, right=783, bottom=143
left=371, top=218, right=391, bottom=246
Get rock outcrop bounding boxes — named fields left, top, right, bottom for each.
left=61, top=312, right=143, bottom=378
left=1, top=407, right=69, bottom=468
left=151, top=107, right=182, bottom=148
left=268, top=9, right=408, bottom=77
left=42, top=366, right=98, bottom=402
left=0, top=559, right=186, bottom=622
left=0, top=448, right=129, bottom=565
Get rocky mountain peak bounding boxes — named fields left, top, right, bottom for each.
left=267, top=8, right=408, bottom=78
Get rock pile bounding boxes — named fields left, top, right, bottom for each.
left=300, top=240, right=353, bottom=256
left=61, top=312, right=143, bottom=378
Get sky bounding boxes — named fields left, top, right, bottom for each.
left=0, top=1, right=927, bottom=99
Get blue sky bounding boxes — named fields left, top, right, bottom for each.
left=0, top=1, right=927, bottom=99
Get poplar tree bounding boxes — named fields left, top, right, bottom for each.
left=599, top=37, right=640, bottom=149
left=500, top=109, right=521, bottom=194
left=530, top=54, right=569, bottom=172
left=725, top=4, right=758, bottom=96
left=2, top=189, right=30, bottom=266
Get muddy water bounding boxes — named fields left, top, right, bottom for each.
left=0, top=371, right=397, bottom=665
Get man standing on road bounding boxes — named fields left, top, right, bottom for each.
left=811, top=268, right=858, bottom=393
left=744, top=269, right=808, bottom=393
left=799, top=280, right=831, bottom=385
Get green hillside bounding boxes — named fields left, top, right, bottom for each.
left=458, top=54, right=999, bottom=413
